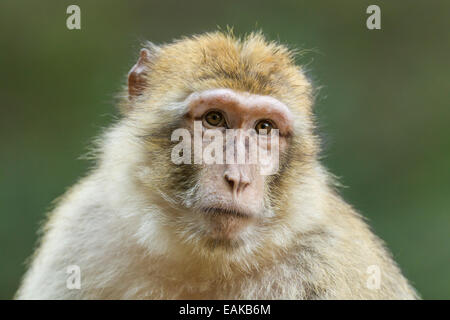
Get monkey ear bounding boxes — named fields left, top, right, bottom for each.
left=127, top=45, right=159, bottom=100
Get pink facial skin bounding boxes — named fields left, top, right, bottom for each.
left=178, top=89, right=295, bottom=240
left=186, top=88, right=294, bottom=136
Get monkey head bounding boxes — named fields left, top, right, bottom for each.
left=117, top=32, right=318, bottom=256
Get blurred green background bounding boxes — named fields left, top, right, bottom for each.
left=0, top=0, right=449, bottom=299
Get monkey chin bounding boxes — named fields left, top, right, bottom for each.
left=200, top=207, right=254, bottom=249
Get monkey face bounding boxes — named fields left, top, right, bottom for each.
left=127, top=33, right=317, bottom=251
left=186, top=89, right=293, bottom=235
left=135, top=88, right=297, bottom=248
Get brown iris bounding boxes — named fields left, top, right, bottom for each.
left=204, top=110, right=226, bottom=127
left=255, top=120, right=275, bottom=134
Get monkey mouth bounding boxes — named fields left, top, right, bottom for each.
left=201, top=206, right=252, bottom=219
left=200, top=206, right=254, bottom=242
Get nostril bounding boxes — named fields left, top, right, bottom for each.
left=224, top=172, right=251, bottom=194
left=224, top=173, right=236, bottom=189
left=239, top=180, right=250, bottom=193
left=240, top=174, right=251, bottom=186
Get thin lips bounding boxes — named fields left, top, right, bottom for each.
left=202, top=206, right=251, bottom=218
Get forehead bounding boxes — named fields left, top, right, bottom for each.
left=154, top=36, right=298, bottom=88
left=143, top=34, right=313, bottom=116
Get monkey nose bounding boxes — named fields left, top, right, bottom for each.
left=224, top=169, right=251, bottom=196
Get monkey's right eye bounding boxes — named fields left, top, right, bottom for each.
left=203, top=111, right=226, bottom=127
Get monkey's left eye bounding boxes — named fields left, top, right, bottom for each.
left=255, top=120, right=275, bottom=134
left=203, top=111, right=226, bottom=127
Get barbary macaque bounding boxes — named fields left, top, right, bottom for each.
left=16, top=32, right=418, bottom=299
